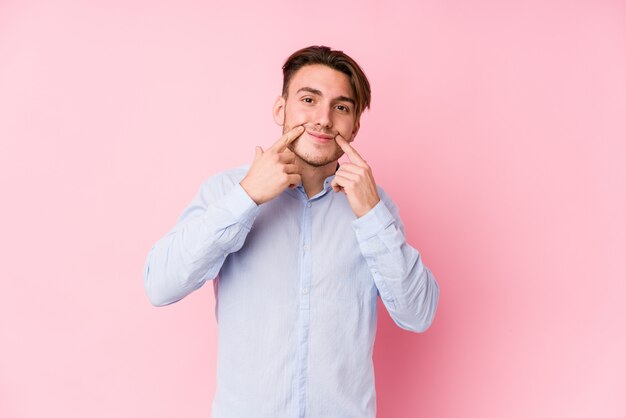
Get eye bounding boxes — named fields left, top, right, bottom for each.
left=302, top=97, right=314, bottom=104
left=336, top=104, right=350, bottom=113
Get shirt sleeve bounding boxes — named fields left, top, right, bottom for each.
left=351, top=191, right=440, bottom=332
left=143, top=170, right=259, bottom=306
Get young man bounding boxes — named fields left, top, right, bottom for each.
left=144, top=46, right=439, bottom=418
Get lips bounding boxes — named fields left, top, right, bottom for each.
left=306, top=130, right=335, bottom=143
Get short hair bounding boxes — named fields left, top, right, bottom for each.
left=282, top=45, right=371, bottom=119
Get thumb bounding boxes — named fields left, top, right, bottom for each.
left=254, top=146, right=263, bottom=161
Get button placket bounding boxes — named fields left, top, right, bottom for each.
left=296, top=196, right=313, bottom=416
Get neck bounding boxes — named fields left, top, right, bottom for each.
left=296, top=158, right=338, bottom=198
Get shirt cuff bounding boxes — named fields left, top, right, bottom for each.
left=351, top=200, right=394, bottom=241
left=213, top=182, right=260, bottom=229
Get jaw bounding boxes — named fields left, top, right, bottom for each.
left=288, top=137, right=344, bottom=168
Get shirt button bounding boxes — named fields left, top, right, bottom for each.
left=302, top=288, right=309, bottom=294
left=303, top=244, right=308, bottom=251
left=306, top=202, right=312, bottom=208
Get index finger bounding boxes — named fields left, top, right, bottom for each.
left=270, top=125, right=305, bottom=153
left=335, top=134, right=367, bottom=165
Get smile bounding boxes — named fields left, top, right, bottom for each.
left=306, top=130, right=335, bottom=143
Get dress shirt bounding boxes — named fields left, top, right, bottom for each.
left=143, top=165, right=439, bottom=418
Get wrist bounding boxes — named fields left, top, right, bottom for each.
left=239, top=178, right=264, bottom=205
left=355, top=197, right=380, bottom=218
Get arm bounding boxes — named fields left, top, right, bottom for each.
left=352, top=193, right=439, bottom=332
left=330, top=135, right=439, bottom=332
left=143, top=171, right=259, bottom=307
left=143, top=126, right=305, bottom=307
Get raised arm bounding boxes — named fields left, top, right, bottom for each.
left=331, top=134, right=439, bottom=332
left=143, top=126, right=305, bottom=307
left=352, top=193, right=439, bottom=332
left=143, top=171, right=258, bottom=306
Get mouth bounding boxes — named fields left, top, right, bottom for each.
left=306, top=130, right=335, bottom=144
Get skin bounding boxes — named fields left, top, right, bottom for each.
left=240, top=64, right=380, bottom=218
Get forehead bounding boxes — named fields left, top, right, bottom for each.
left=288, top=64, right=354, bottom=99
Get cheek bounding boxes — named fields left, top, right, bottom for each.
left=285, top=103, right=312, bottom=121
left=284, top=114, right=308, bottom=130
left=338, top=125, right=355, bottom=141
left=337, top=116, right=357, bottom=135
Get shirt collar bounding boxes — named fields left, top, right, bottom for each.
left=288, top=163, right=339, bottom=200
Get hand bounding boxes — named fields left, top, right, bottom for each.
left=331, top=135, right=381, bottom=218
left=240, top=125, right=304, bottom=205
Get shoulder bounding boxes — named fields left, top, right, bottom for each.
left=201, top=164, right=249, bottom=188
left=196, top=164, right=251, bottom=204
left=203, top=164, right=250, bottom=186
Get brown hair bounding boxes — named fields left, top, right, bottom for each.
left=282, top=45, right=371, bottom=119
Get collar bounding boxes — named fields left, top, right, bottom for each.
left=287, top=164, right=339, bottom=201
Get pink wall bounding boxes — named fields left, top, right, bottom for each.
left=1, top=1, right=625, bottom=417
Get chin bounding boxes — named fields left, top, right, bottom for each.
left=289, top=140, right=343, bottom=168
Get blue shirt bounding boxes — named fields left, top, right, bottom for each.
left=143, top=165, right=439, bottom=418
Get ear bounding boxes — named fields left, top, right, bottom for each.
left=273, top=96, right=286, bottom=126
left=349, top=119, right=360, bottom=142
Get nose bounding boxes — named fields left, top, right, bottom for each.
left=313, top=104, right=332, bottom=129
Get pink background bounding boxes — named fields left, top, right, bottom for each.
left=1, top=0, right=625, bottom=417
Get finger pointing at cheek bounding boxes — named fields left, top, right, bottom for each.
left=240, top=126, right=305, bottom=205
left=335, top=134, right=367, bottom=166
left=332, top=134, right=380, bottom=217
left=271, top=125, right=305, bottom=153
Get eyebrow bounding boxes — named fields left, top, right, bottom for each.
left=296, top=87, right=356, bottom=106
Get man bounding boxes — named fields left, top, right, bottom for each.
left=144, top=45, right=439, bottom=418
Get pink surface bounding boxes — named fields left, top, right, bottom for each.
left=1, top=1, right=625, bottom=417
